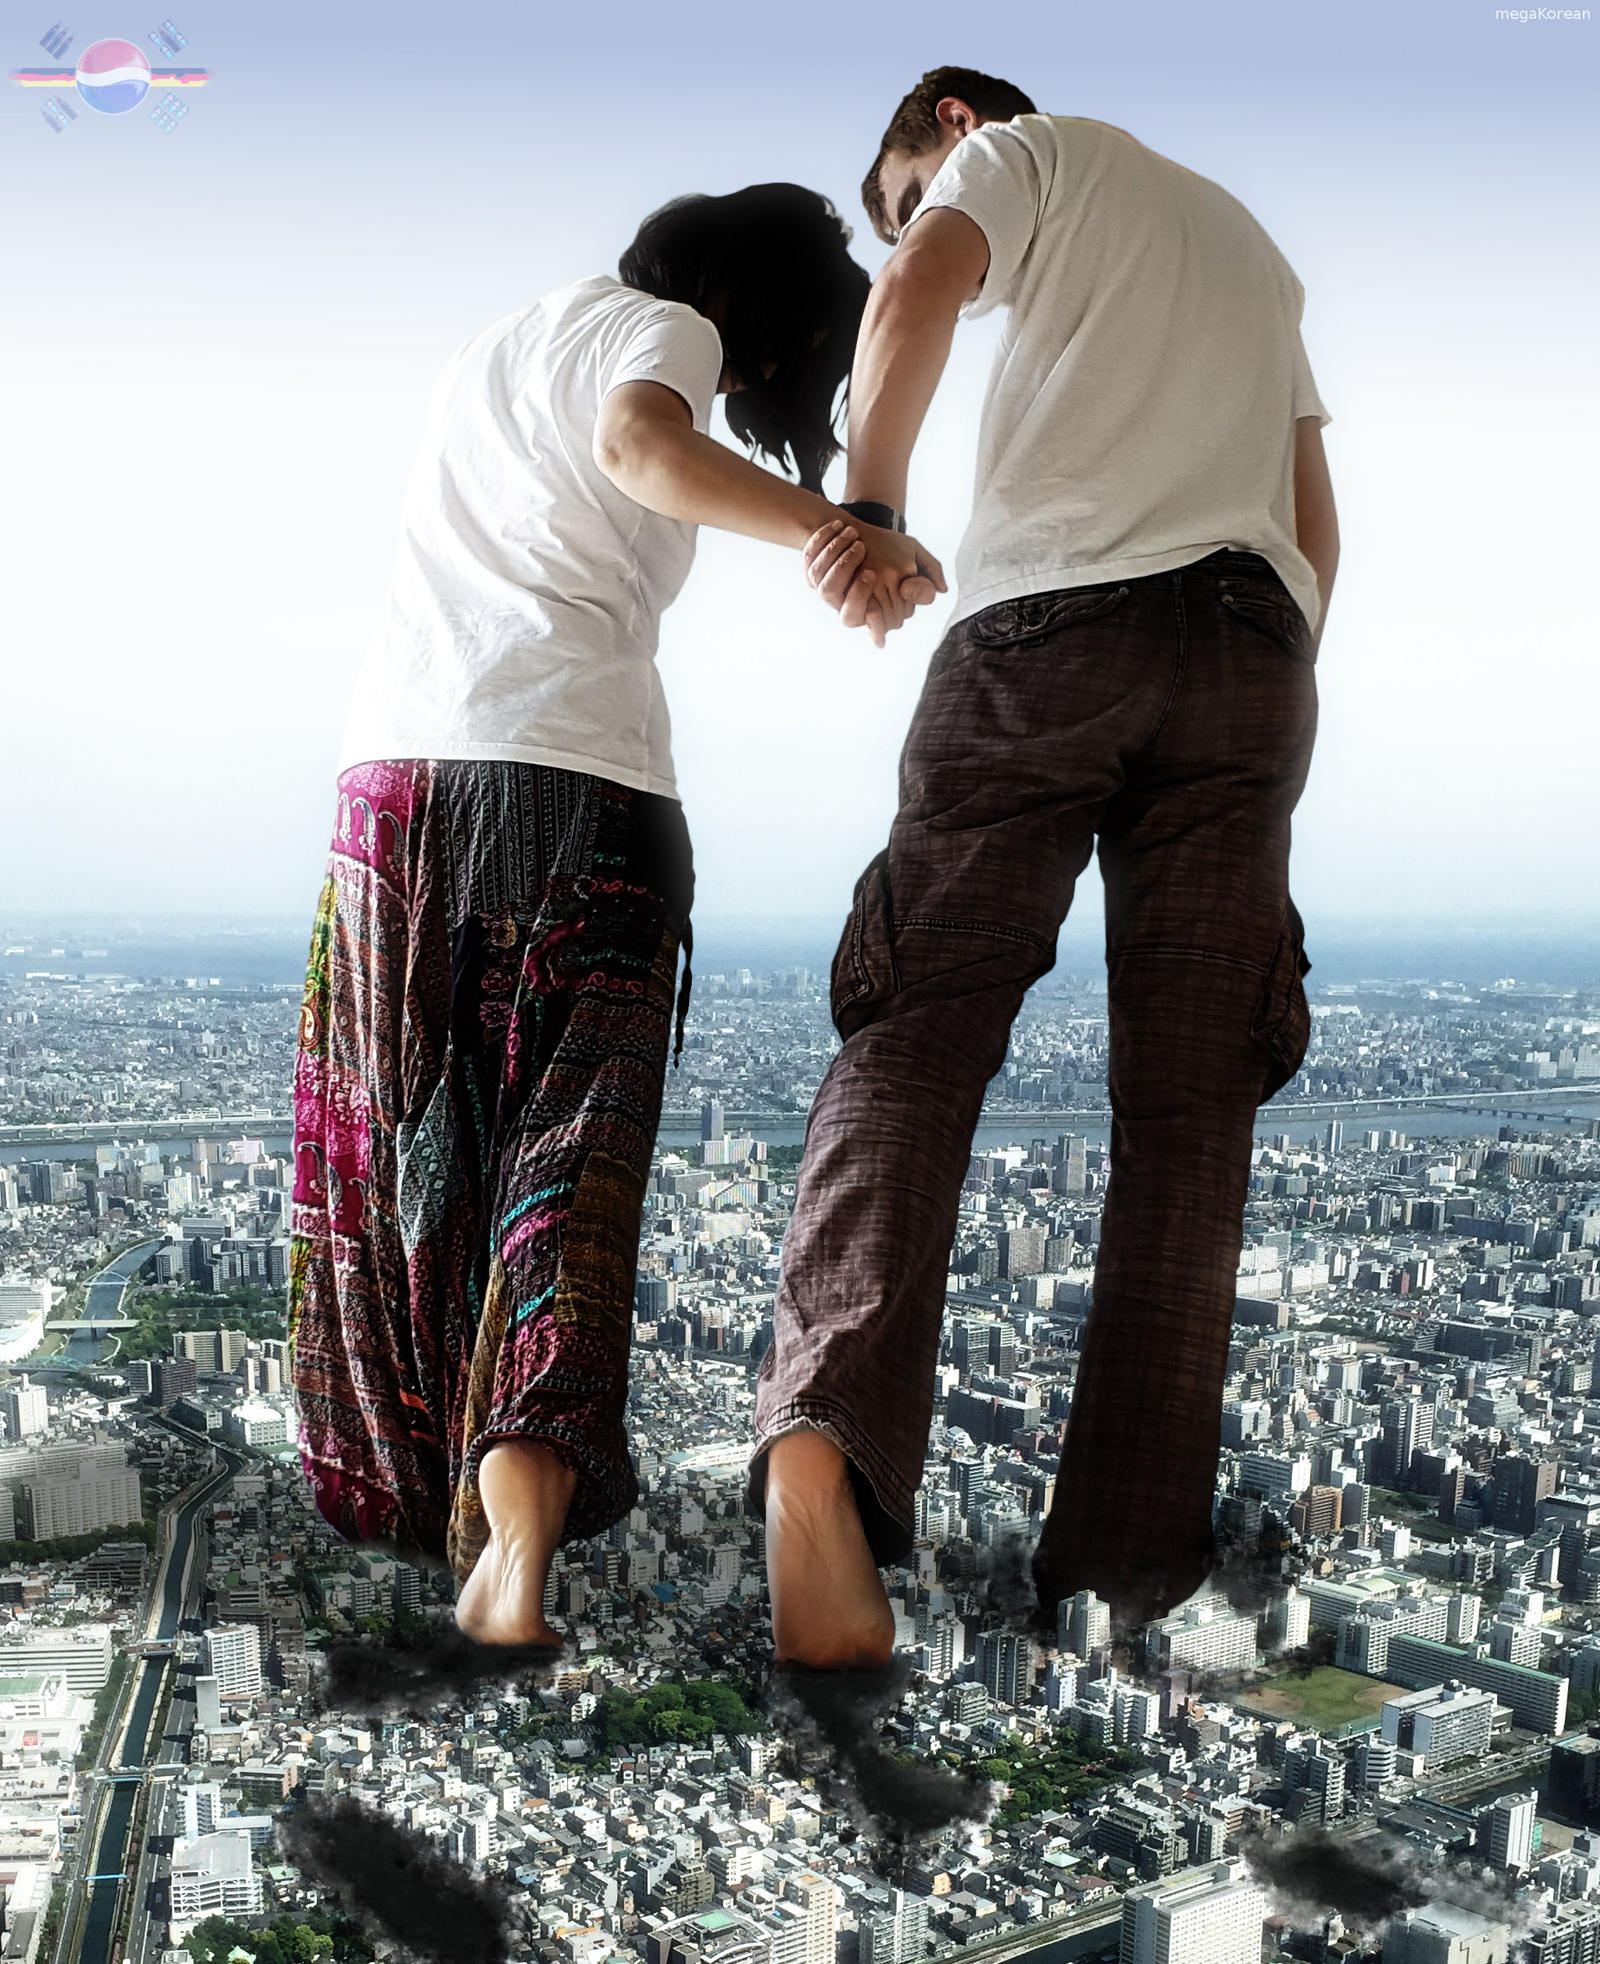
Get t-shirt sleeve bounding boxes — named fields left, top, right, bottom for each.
left=599, top=300, right=723, bottom=431
left=1285, top=270, right=1330, bottom=426
left=910, top=118, right=1050, bottom=318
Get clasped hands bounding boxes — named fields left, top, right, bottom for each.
left=804, top=516, right=946, bottom=649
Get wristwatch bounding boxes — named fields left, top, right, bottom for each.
left=838, top=499, right=907, bottom=534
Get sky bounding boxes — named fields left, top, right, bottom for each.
left=2, top=0, right=1597, bottom=945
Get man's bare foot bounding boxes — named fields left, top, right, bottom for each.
left=764, top=1431, right=895, bottom=1669
left=454, top=1439, right=576, bottom=1648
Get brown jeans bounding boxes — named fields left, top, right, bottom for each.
left=749, top=549, right=1318, bottom=1619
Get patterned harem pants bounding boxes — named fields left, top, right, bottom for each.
left=289, top=759, right=692, bottom=1582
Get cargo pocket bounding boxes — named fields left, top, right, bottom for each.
left=831, top=848, right=900, bottom=1040
left=1251, top=897, right=1312, bottom=1101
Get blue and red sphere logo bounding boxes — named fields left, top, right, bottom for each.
left=74, top=37, right=150, bottom=113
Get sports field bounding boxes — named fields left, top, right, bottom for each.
left=1246, top=1664, right=1402, bottom=1730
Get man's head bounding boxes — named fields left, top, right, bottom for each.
left=862, top=66, right=1037, bottom=246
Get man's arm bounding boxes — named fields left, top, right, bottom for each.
left=818, top=207, right=990, bottom=633
left=1294, top=416, right=1339, bottom=651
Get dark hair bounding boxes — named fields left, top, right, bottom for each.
left=619, top=183, right=869, bottom=493
left=862, top=66, right=1037, bottom=243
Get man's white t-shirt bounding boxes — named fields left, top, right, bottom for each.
left=338, top=275, right=724, bottom=798
left=914, top=115, right=1331, bottom=630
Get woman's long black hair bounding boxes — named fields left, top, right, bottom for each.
left=619, top=183, right=870, bottom=494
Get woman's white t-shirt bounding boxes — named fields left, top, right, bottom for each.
left=915, top=115, right=1331, bottom=631
left=338, top=275, right=724, bottom=799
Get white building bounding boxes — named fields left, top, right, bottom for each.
left=221, top=1401, right=288, bottom=1449
left=1383, top=1903, right=1507, bottom=1964
left=1381, top=1683, right=1496, bottom=1770
left=0, top=1442, right=142, bottom=1539
left=204, top=1624, right=262, bottom=1701
left=1, top=1376, right=48, bottom=1440
left=1121, top=1862, right=1268, bottom=1964
left=169, top=1829, right=263, bottom=1921
left=0, top=1283, right=50, bottom=1365
left=1146, top=1600, right=1258, bottom=1676
left=0, top=1624, right=113, bottom=1692
left=859, top=1888, right=927, bottom=1964
left=180, top=1781, right=224, bottom=1838
left=1270, top=1589, right=1312, bottom=1652
left=1483, top=1790, right=1537, bottom=1873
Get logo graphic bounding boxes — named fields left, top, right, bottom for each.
left=12, top=17, right=208, bottom=132
left=74, top=37, right=148, bottom=112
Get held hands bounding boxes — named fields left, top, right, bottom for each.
left=804, top=518, right=947, bottom=649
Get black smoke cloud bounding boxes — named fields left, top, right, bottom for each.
left=1242, top=1829, right=1532, bottom=1940
left=766, top=1656, right=993, bottom=1851
left=316, top=1615, right=561, bottom=1715
left=278, top=1795, right=514, bottom=1964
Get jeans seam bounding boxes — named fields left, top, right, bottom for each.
left=893, top=915, right=1053, bottom=951
left=1108, top=944, right=1268, bottom=977
left=1140, top=572, right=1191, bottom=751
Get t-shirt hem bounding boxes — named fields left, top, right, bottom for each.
left=334, top=738, right=679, bottom=802
left=947, top=541, right=1322, bottom=634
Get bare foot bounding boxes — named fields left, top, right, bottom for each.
left=764, top=1431, right=895, bottom=1669
left=454, top=1439, right=576, bottom=1648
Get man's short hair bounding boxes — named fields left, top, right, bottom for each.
left=862, top=66, right=1037, bottom=243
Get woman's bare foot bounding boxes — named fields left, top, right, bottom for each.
left=454, top=1439, right=577, bottom=1648
left=764, top=1431, right=895, bottom=1669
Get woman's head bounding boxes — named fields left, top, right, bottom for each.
left=619, top=183, right=869, bottom=493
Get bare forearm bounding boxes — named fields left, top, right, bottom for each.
left=600, top=422, right=834, bottom=551
left=1293, top=415, right=1339, bottom=649
left=844, top=268, right=961, bottom=510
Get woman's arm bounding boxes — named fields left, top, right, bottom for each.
left=593, top=380, right=835, bottom=548
left=593, top=381, right=943, bottom=644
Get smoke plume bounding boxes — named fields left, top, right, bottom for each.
left=277, top=1794, right=514, bottom=1964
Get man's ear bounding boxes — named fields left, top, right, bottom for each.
left=935, top=97, right=984, bottom=139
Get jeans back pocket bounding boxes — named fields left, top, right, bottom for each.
left=966, top=582, right=1130, bottom=648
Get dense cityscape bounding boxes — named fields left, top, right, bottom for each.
left=1, top=952, right=1599, bottom=1964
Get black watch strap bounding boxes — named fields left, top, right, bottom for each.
left=838, top=499, right=907, bottom=534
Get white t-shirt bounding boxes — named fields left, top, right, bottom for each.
left=338, top=275, right=724, bottom=797
left=914, top=115, right=1331, bottom=630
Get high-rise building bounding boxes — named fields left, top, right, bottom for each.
left=1492, top=1456, right=1559, bottom=1536
left=169, top=1829, right=263, bottom=1920
left=779, top=1872, right=837, bottom=1964
left=1269, top=1590, right=1312, bottom=1652
left=700, top=1100, right=724, bottom=1143
left=1061, top=1589, right=1111, bottom=1659
left=977, top=1629, right=1038, bottom=1708
left=996, top=1226, right=1045, bottom=1279
left=859, top=1888, right=927, bottom=1964
left=204, top=1624, right=262, bottom=1701
left=1481, top=1790, right=1538, bottom=1872
left=1120, top=1862, right=1267, bottom=1964
left=181, top=1782, right=224, bottom=1838
left=1, top=1376, right=48, bottom=1440
left=1053, top=1134, right=1087, bottom=1195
